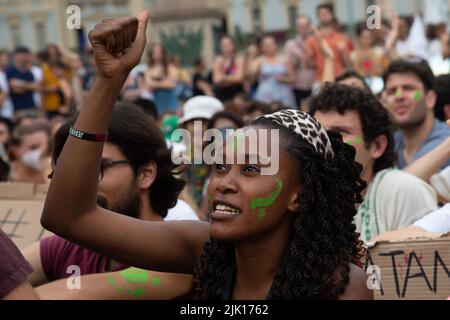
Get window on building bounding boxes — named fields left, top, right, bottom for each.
left=35, top=22, right=46, bottom=50
left=251, top=0, right=263, bottom=33
left=288, top=5, right=298, bottom=30
left=10, top=25, right=22, bottom=47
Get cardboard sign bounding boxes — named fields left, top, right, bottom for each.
left=0, top=183, right=52, bottom=250
left=365, top=235, right=450, bottom=300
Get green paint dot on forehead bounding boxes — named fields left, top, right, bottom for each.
left=120, top=267, right=149, bottom=283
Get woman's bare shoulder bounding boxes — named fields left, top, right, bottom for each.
left=337, top=263, right=374, bottom=300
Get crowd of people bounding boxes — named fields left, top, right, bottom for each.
left=1, top=3, right=450, bottom=300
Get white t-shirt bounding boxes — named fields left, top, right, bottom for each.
left=414, top=204, right=450, bottom=233
left=30, top=65, right=43, bottom=108
left=0, top=71, right=13, bottom=119
left=355, top=169, right=438, bottom=242
left=165, top=199, right=199, bottom=221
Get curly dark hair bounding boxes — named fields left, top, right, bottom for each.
left=308, top=83, right=397, bottom=175
left=52, top=102, right=185, bottom=218
left=193, top=118, right=367, bottom=299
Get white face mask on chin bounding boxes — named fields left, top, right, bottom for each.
left=21, top=149, right=44, bottom=171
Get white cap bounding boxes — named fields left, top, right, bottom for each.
left=178, top=96, right=224, bottom=125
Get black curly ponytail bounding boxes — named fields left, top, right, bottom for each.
left=193, top=119, right=367, bottom=300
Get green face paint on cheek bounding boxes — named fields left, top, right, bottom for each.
left=413, top=90, right=423, bottom=102
left=120, top=267, right=149, bottom=283
left=345, top=136, right=363, bottom=146
left=354, top=136, right=363, bottom=145
left=250, top=178, right=283, bottom=221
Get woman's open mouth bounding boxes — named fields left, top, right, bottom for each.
left=211, top=201, right=242, bottom=218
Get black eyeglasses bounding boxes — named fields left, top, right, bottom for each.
left=48, top=160, right=132, bottom=181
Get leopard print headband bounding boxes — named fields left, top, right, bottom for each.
left=257, top=109, right=335, bottom=159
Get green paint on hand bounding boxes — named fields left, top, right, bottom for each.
left=250, top=178, right=283, bottom=214
left=413, top=90, right=423, bottom=102
left=233, top=131, right=245, bottom=152
left=120, top=267, right=149, bottom=283
left=117, top=286, right=125, bottom=293
left=107, top=275, right=115, bottom=286
left=151, top=277, right=161, bottom=286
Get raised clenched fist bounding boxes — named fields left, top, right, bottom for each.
left=88, top=11, right=149, bottom=79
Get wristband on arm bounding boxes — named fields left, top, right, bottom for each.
left=69, top=126, right=108, bottom=142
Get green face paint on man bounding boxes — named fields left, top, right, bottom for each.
left=413, top=90, right=423, bottom=102
left=345, top=136, right=363, bottom=146
left=250, top=178, right=283, bottom=221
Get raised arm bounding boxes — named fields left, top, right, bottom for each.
left=41, top=12, right=209, bottom=274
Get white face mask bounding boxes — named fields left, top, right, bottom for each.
left=21, top=148, right=43, bottom=171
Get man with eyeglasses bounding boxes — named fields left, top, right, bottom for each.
left=20, top=102, right=196, bottom=299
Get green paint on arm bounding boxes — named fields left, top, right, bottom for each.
left=151, top=277, right=161, bottom=286
left=132, top=288, right=145, bottom=297
left=413, top=90, right=423, bottom=102
left=250, top=178, right=283, bottom=211
left=107, top=275, right=116, bottom=286
left=120, top=267, right=149, bottom=283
